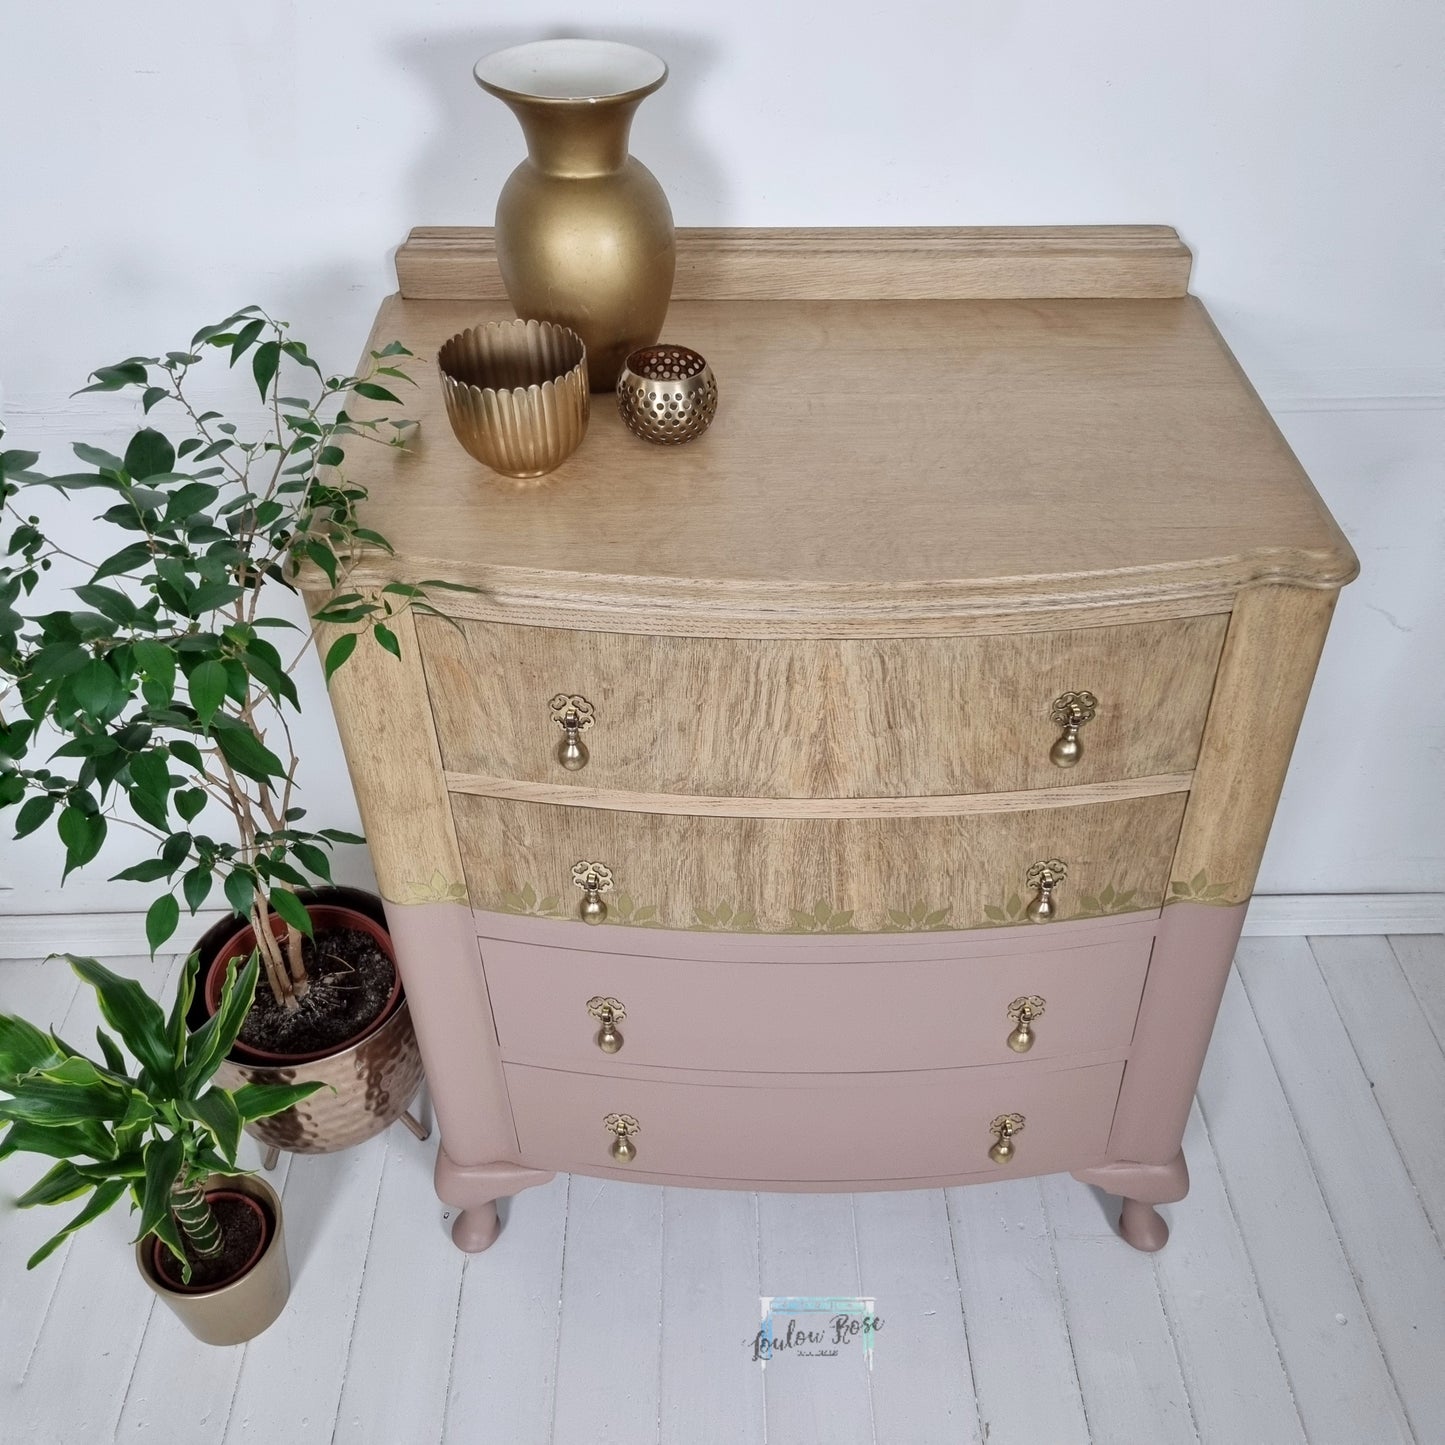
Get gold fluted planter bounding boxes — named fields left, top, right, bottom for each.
left=439, top=319, right=589, bottom=480
left=475, top=38, right=675, bottom=391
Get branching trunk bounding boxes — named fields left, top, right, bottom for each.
left=250, top=903, right=297, bottom=1011
left=170, top=1176, right=222, bottom=1258
left=283, top=921, right=309, bottom=999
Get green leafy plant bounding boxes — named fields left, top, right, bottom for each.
left=0, top=308, right=462, bottom=1012
left=0, top=952, right=319, bottom=1277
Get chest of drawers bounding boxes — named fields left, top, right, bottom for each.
left=315, top=226, right=1356, bottom=1254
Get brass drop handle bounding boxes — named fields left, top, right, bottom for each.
left=1007, top=995, right=1046, bottom=1053
left=572, top=860, right=614, bottom=925
left=988, top=1112, right=1026, bottom=1165
left=604, top=1112, right=640, bottom=1164
left=550, top=694, right=595, bottom=771
left=1025, top=859, right=1067, bottom=923
left=1049, top=691, right=1097, bottom=768
left=587, top=996, right=626, bottom=1054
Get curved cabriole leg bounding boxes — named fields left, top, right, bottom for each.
left=435, top=1150, right=555, bottom=1255
left=1072, top=1151, right=1189, bottom=1253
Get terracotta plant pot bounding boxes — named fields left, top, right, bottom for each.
left=135, top=1173, right=290, bottom=1346
left=191, top=889, right=425, bottom=1156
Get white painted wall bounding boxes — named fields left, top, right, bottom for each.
left=1, top=1, right=1442, bottom=920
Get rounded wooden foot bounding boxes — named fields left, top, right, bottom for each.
left=1119, top=1196, right=1170, bottom=1252
left=261, top=1145, right=281, bottom=1172
left=451, top=1201, right=502, bottom=1253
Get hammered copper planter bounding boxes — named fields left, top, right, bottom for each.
left=191, top=888, right=425, bottom=1157
left=135, top=1173, right=290, bottom=1346
left=213, top=993, right=424, bottom=1155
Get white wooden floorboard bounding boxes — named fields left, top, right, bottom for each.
left=443, top=1171, right=570, bottom=1445
left=548, top=1177, right=664, bottom=1445
left=1237, top=936, right=1445, bottom=1443
left=1313, top=934, right=1445, bottom=1244
left=1152, top=1101, right=1306, bottom=1445
left=221, top=1140, right=388, bottom=1444
left=1197, top=967, right=1414, bottom=1445
left=1040, top=1171, right=1198, bottom=1445
left=946, top=1177, right=1091, bottom=1445
left=657, top=1186, right=766, bottom=1445
left=329, top=1130, right=463, bottom=1445
left=853, top=1186, right=979, bottom=1445
left=755, top=1191, right=874, bottom=1445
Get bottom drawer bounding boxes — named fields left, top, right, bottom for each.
left=506, top=1058, right=1124, bottom=1184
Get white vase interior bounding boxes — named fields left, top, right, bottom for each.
left=475, top=39, right=666, bottom=102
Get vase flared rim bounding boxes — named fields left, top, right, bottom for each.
left=474, top=39, right=667, bottom=105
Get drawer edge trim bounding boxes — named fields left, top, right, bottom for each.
left=445, top=771, right=1193, bottom=818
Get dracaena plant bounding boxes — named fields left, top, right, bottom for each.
left=0, top=308, right=460, bottom=1011
left=0, top=952, right=319, bottom=1276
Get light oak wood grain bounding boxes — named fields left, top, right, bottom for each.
left=1168, top=585, right=1337, bottom=905
left=442, top=770, right=1193, bottom=817
left=305, top=605, right=467, bottom=906
left=421, top=615, right=1225, bottom=797
left=333, top=293, right=1356, bottom=636
left=395, top=225, right=1194, bottom=300
left=450, top=791, right=1186, bottom=934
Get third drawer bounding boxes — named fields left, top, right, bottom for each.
left=482, top=921, right=1156, bottom=1074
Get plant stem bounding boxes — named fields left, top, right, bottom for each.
left=171, top=1176, right=223, bottom=1258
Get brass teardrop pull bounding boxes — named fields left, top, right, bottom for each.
left=1049, top=691, right=1097, bottom=768
left=571, top=860, right=614, bottom=925
left=550, top=694, right=595, bottom=771
left=1006, top=995, right=1046, bottom=1053
left=604, top=1112, right=640, bottom=1164
left=587, top=996, right=626, bottom=1054
left=988, top=1112, right=1026, bottom=1165
left=1025, top=859, right=1067, bottom=923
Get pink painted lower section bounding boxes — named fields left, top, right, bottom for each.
left=384, top=900, right=1248, bottom=1252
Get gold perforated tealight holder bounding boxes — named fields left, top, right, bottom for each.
left=616, top=345, right=718, bottom=444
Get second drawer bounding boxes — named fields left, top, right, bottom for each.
left=482, top=924, right=1155, bottom=1073
left=453, top=790, right=1186, bottom=934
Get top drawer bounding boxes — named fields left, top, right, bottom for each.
left=419, top=614, right=1227, bottom=799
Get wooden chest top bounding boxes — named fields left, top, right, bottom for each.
left=342, top=228, right=1356, bottom=633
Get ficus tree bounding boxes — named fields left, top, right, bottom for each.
left=0, top=308, right=462, bottom=1011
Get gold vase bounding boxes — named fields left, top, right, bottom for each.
left=475, top=39, right=675, bottom=391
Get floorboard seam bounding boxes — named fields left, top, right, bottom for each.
left=847, top=1193, right=879, bottom=1445
left=1236, top=951, right=1422, bottom=1445
left=1190, top=1098, right=1310, bottom=1444
left=326, top=1138, right=390, bottom=1445
left=1307, top=938, right=1445, bottom=1256
left=940, top=1188, right=985, bottom=1445
left=545, top=1173, right=573, bottom=1445
left=437, top=1244, right=470, bottom=1441
left=107, top=1295, right=157, bottom=1444
left=1036, top=1176, right=1094, bottom=1443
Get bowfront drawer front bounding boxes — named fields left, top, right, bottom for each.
left=506, top=1058, right=1125, bottom=1183
left=482, top=926, right=1154, bottom=1074
left=451, top=791, right=1185, bottom=934
left=419, top=615, right=1226, bottom=798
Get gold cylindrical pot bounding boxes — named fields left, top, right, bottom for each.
left=475, top=38, right=675, bottom=391
left=135, top=1173, right=290, bottom=1347
left=213, top=994, right=424, bottom=1155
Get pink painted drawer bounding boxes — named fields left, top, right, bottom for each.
left=505, top=1058, right=1125, bottom=1183
left=481, top=930, right=1153, bottom=1074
